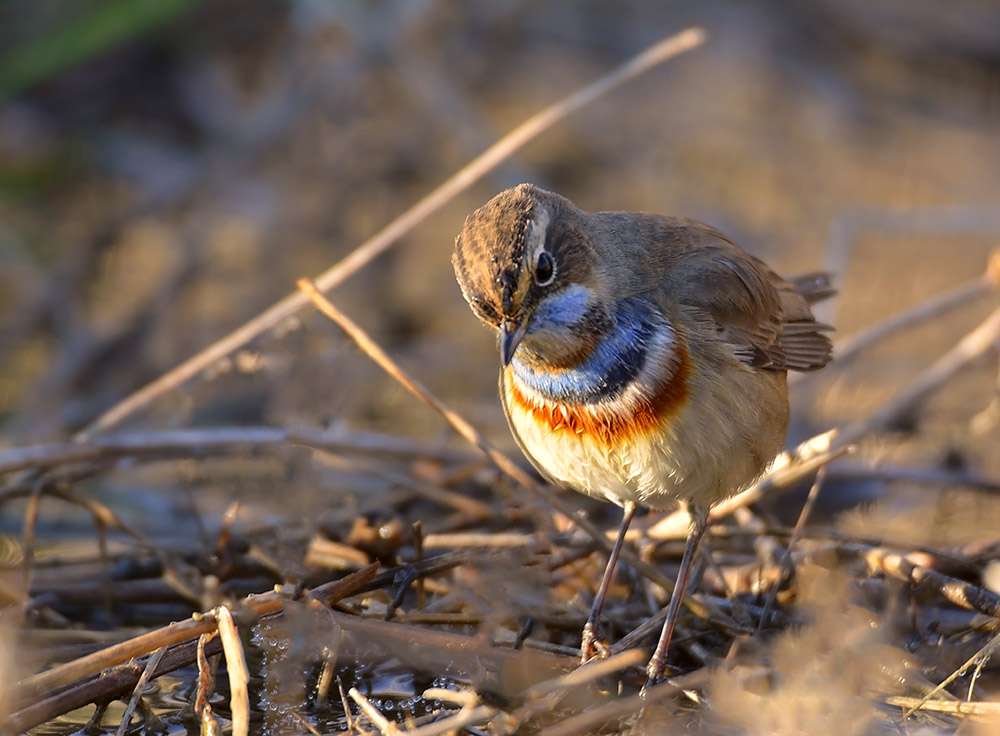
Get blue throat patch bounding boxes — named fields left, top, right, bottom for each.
left=510, top=298, right=658, bottom=404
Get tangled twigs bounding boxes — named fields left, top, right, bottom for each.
left=8, top=564, right=380, bottom=732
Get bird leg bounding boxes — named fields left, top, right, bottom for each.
left=580, top=500, right=638, bottom=663
left=644, top=505, right=709, bottom=688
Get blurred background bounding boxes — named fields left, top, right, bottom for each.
left=4, top=2, right=1000, bottom=732
left=1, top=0, right=1000, bottom=536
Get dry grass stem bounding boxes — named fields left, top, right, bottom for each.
left=217, top=606, right=250, bottom=736
left=421, top=687, right=480, bottom=708
left=421, top=532, right=537, bottom=549
left=0, top=426, right=472, bottom=476
left=903, top=630, right=1000, bottom=718
left=114, top=645, right=166, bottom=736
left=349, top=687, right=399, bottom=735
left=297, top=278, right=537, bottom=490
left=195, top=632, right=218, bottom=731
left=521, top=648, right=646, bottom=700
left=884, top=694, right=1000, bottom=717
left=305, top=536, right=371, bottom=571
left=534, top=693, right=648, bottom=736
left=402, top=706, right=500, bottom=736
left=290, top=710, right=324, bottom=736
left=842, top=304, right=1000, bottom=443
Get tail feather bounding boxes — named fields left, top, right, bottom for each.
left=787, top=271, right=836, bottom=305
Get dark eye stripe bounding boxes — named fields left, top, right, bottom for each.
left=471, top=296, right=498, bottom=322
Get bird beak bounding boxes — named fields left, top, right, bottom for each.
left=500, top=319, right=528, bottom=366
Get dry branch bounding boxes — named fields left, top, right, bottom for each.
left=796, top=249, right=1000, bottom=381
left=863, top=547, right=1000, bottom=618
left=11, top=564, right=379, bottom=716
left=840, top=304, right=1000, bottom=443
left=828, top=273, right=996, bottom=368
left=114, top=646, right=166, bottom=736
left=0, top=426, right=472, bottom=476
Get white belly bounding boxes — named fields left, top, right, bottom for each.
left=503, top=367, right=788, bottom=511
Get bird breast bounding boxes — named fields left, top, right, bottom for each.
left=502, top=299, right=788, bottom=509
left=506, top=299, right=689, bottom=445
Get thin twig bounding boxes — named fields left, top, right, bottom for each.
left=216, top=606, right=249, bottom=736
left=195, top=632, right=218, bottom=732
left=349, top=687, right=399, bottom=735
left=422, top=532, right=537, bottom=549
left=338, top=676, right=355, bottom=733
left=903, top=630, right=1000, bottom=718
left=290, top=710, right=324, bottom=736
left=756, top=466, right=829, bottom=632
left=884, top=695, right=1000, bottom=717
left=77, top=28, right=706, bottom=440
left=114, top=646, right=167, bottom=736
left=827, top=274, right=995, bottom=368
left=840, top=304, right=1000, bottom=443
left=0, top=426, right=472, bottom=476
left=400, top=706, right=499, bottom=736
left=521, top=649, right=646, bottom=700
left=421, top=688, right=480, bottom=709
left=297, top=278, right=536, bottom=489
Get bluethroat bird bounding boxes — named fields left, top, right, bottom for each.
left=452, top=184, right=833, bottom=687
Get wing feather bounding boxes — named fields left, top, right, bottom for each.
left=590, top=212, right=833, bottom=373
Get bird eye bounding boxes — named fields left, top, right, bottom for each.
left=535, top=251, right=555, bottom=286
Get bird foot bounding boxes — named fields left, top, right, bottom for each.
left=642, top=653, right=671, bottom=693
left=580, top=620, right=612, bottom=664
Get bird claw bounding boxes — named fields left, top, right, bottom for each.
left=643, top=652, right=673, bottom=692
left=580, top=620, right=612, bottom=664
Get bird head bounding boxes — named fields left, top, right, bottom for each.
left=453, top=184, right=610, bottom=368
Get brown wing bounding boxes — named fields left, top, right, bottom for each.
left=590, top=212, right=833, bottom=372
